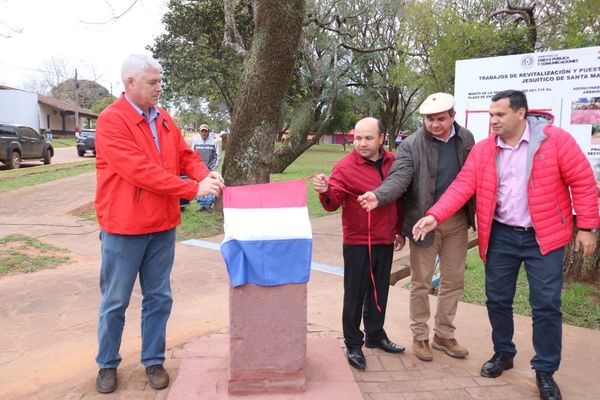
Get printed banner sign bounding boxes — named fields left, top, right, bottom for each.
left=454, top=46, right=600, bottom=182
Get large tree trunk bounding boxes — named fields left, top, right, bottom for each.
left=222, top=0, right=305, bottom=186
left=563, top=226, right=600, bottom=282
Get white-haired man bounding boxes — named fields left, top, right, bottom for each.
left=94, top=53, right=224, bottom=393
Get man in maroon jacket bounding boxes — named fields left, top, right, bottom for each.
left=313, top=117, right=405, bottom=371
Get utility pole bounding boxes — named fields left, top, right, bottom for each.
left=74, top=69, right=80, bottom=131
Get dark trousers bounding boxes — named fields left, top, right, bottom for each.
left=342, top=244, right=394, bottom=349
left=486, top=221, right=564, bottom=373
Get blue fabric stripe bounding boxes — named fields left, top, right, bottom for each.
left=220, top=239, right=312, bottom=287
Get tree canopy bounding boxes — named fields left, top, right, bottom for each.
left=151, top=0, right=600, bottom=171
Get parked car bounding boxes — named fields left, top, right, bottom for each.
left=76, top=129, right=96, bottom=157
left=0, top=123, right=53, bottom=169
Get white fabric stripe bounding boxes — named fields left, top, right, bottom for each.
left=223, top=207, right=312, bottom=242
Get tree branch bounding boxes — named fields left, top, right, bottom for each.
left=80, top=0, right=140, bottom=24
left=340, top=43, right=394, bottom=53
left=222, top=0, right=248, bottom=58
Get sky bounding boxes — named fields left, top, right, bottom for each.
left=0, top=0, right=168, bottom=95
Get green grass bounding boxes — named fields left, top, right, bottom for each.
left=270, top=144, right=350, bottom=218
left=50, top=137, right=77, bottom=148
left=461, top=248, right=600, bottom=330
left=0, top=160, right=95, bottom=192
left=177, top=206, right=224, bottom=241
left=0, top=234, right=71, bottom=274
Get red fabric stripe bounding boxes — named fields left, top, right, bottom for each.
left=223, top=180, right=307, bottom=209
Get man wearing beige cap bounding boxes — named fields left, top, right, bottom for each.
left=358, top=92, right=475, bottom=361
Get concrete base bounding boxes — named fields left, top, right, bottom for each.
left=167, top=336, right=363, bottom=400
left=228, top=284, right=308, bottom=394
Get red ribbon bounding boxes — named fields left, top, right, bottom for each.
left=325, top=180, right=382, bottom=313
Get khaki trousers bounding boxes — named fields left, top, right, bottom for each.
left=409, top=210, right=468, bottom=341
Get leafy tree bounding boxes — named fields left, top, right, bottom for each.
left=336, top=0, right=422, bottom=146
left=151, top=0, right=253, bottom=112
left=544, top=0, right=600, bottom=49
left=175, top=99, right=230, bottom=132
left=90, top=96, right=116, bottom=114
left=329, top=91, right=360, bottom=133
left=53, top=79, right=110, bottom=110
left=399, top=0, right=531, bottom=96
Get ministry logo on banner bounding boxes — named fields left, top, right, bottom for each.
left=220, top=180, right=313, bottom=287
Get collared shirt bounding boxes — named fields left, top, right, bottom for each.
left=494, top=122, right=532, bottom=227
left=125, top=95, right=161, bottom=151
left=432, top=125, right=456, bottom=143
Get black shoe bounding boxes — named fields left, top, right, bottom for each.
left=346, top=347, right=366, bottom=370
left=197, top=207, right=205, bottom=212
left=536, top=371, right=562, bottom=400
left=96, top=368, right=117, bottom=394
left=146, top=364, right=170, bottom=390
left=480, top=353, right=514, bottom=378
left=365, top=337, right=405, bottom=354
left=205, top=207, right=214, bottom=213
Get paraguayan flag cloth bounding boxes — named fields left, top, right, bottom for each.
left=220, top=179, right=313, bottom=287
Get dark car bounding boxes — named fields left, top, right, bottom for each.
left=77, top=129, right=96, bottom=157
left=0, top=123, right=53, bottom=169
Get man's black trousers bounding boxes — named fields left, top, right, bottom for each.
left=342, top=244, right=393, bottom=349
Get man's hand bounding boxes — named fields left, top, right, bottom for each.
left=357, top=192, right=379, bottom=211
left=209, top=171, right=225, bottom=185
left=394, top=234, right=406, bottom=251
left=313, top=173, right=330, bottom=194
left=412, top=215, right=438, bottom=241
left=197, top=173, right=225, bottom=197
left=575, top=230, right=597, bottom=257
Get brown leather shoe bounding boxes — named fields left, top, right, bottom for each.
left=413, top=339, right=433, bottom=361
left=432, top=335, right=469, bottom=358
left=146, top=364, right=170, bottom=390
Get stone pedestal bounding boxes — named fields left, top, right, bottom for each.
left=228, top=283, right=307, bottom=395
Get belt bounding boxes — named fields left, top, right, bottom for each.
left=511, top=225, right=533, bottom=232
left=494, top=220, right=533, bottom=232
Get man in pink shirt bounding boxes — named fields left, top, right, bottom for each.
left=413, top=90, right=599, bottom=400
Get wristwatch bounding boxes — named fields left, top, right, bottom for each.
left=579, top=228, right=597, bottom=233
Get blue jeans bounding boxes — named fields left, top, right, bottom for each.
left=196, top=194, right=216, bottom=208
left=96, top=228, right=176, bottom=369
left=485, top=221, right=564, bottom=373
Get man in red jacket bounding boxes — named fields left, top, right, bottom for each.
left=313, top=117, right=405, bottom=371
left=94, top=53, right=224, bottom=394
left=413, top=90, right=599, bottom=400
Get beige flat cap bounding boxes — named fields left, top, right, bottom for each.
left=419, top=92, right=455, bottom=114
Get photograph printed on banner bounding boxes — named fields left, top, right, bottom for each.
left=592, top=124, right=600, bottom=145
left=571, top=97, right=600, bottom=125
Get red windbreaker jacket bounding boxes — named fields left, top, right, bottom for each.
left=320, top=149, right=403, bottom=245
left=427, top=112, right=599, bottom=260
left=95, top=95, right=210, bottom=234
